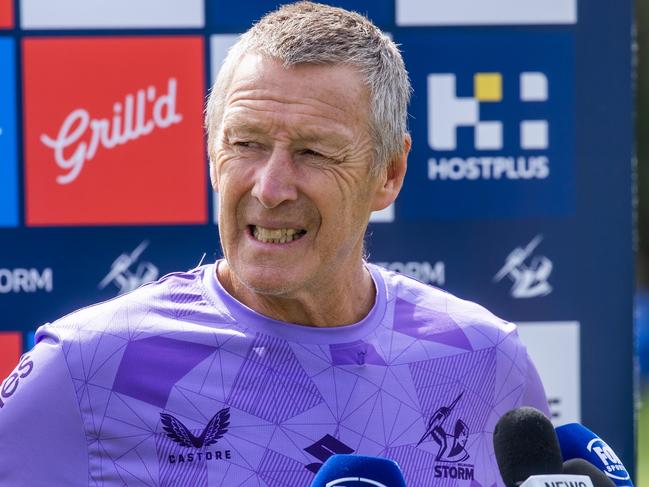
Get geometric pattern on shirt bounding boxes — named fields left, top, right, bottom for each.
left=410, top=347, right=496, bottom=432
left=393, top=297, right=473, bottom=351
left=227, top=334, right=324, bottom=424
left=58, top=273, right=530, bottom=486
left=112, top=336, right=217, bottom=408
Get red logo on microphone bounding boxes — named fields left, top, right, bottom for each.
left=23, top=37, right=207, bottom=226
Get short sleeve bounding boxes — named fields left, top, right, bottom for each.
left=0, top=324, right=88, bottom=486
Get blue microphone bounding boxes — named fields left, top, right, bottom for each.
left=555, top=423, right=634, bottom=487
left=309, top=454, right=407, bottom=487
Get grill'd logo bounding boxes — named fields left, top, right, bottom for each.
left=23, top=36, right=207, bottom=226
left=41, top=78, right=182, bottom=185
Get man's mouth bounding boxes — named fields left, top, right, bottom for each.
left=250, top=225, right=307, bottom=244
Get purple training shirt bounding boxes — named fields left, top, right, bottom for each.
left=0, top=262, right=548, bottom=486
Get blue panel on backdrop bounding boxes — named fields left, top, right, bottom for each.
left=207, top=0, right=394, bottom=31
left=0, top=226, right=220, bottom=331
left=397, top=30, right=575, bottom=219
left=0, top=38, right=18, bottom=227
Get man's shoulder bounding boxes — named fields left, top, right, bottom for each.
left=375, top=264, right=517, bottom=342
left=46, top=265, right=225, bottom=341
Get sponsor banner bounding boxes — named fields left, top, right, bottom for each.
left=0, top=0, right=12, bottom=28
left=23, top=36, right=207, bottom=226
left=0, top=226, right=219, bottom=330
left=396, top=0, right=577, bottom=26
left=0, top=267, right=53, bottom=295
left=206, top=0, right=393, bottom=31
left=373, top=260, right=445, bottom=286
left=397, top=31, right=575, bottom=219
left=209, top=34, right=241, bottom=225
left=370, top=205, right=394, bottom=223
left=0, top=332, right=22, bottom=381
left=98, top=240, right=160, bottom=296
left=0, top=353, right=33, bottom=410
left=0, top=38, right=18, bottom=227
left=493, top=234, right=553, bottom=299
left=20, top=0, right=204, bottom=29
left=366, top=221, right=583, bottom=322
left=25, top=331, right=36, bottom=352
left=517, top=321, right=580, bottom=424
left=209, top=34, right=240, bottom=83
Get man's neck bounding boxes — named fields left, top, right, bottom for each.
left=216, top=261, right=376, bottom=327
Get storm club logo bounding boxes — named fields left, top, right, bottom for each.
left=418, top=392, right=475, bottom=480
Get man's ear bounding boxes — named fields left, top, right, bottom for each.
left=371, top=134, right=411, bottom=211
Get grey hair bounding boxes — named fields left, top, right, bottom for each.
left=205, top=1, right=411, bottom=174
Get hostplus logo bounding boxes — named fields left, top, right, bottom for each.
left=417, top=393, right=475, bottom=480
left=399, top=31, right=574, bottom=219
left=160, top=407, right=232, bottom=464
left=428, top=71, right=549, bottom=181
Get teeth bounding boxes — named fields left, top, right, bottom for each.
left=253, top=226, right=304, bottom=244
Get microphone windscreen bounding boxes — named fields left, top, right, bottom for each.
left=493, top=407, right=563, bottom=487
left=309, top=454, right=407, bottom=487
left=562, top=459, right=616, bottom=487
left=556, top=423, right=634, bottom=487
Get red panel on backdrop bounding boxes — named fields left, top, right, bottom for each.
left=0, top=332, right=22, bottom=381
left=23, top=37, right=207, bottom=226
left=0, top=0, right=12, bottom=29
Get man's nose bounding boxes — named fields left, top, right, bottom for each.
left=251, top=148, right=299, bottom=208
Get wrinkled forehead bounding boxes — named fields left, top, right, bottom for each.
left=222, top=53, right=371, bottom=126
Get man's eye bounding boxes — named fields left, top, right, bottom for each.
left=300, top=149, right=323, bottom=157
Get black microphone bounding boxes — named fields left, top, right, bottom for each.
left=562, top=459, right=616, bottom=487
left=493, top=407, right=563, bottom=487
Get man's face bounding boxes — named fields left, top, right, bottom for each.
left=211, top=54, right=395, bottom=297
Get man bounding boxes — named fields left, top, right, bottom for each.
left=0, top=3, right=548, bottom=485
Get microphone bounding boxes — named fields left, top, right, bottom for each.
left=309, top=454, right=407, bottom=487
left=506, top=458, right=617, bottom=487
left=493, top=407, right=563, bottom=487
left=555, top=423, right=634, bottom=487
left=518, top=474, right=593, bottom=487
left=562, top=459, right=616, bottom=487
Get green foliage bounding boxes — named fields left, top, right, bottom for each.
left=639, top=389, right=649, bottom=485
